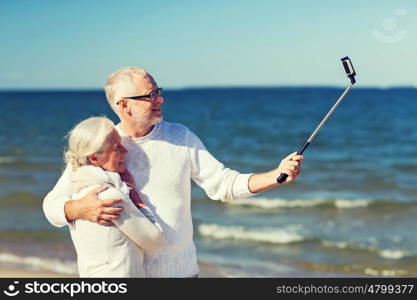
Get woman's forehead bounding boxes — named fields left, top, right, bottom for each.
left=106, top=128, right=121, bottom=144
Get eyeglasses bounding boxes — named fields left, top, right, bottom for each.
left=120, top=88, right=163, bottom=104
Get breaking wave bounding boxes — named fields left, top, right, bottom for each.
left=198, top=223, right=417, bottom=260
left=0, top=252, right=77, bottom=275
left=228, top=197, right=413, bottom=210
left=198, top=223, right=308, bottom=244
left=321, top=240, right=416, bottom=260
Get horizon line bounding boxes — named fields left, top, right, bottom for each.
left=0, top=84, right=416, bottom=92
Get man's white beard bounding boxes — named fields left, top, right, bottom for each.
left=131, top=107, right=163, bottom=128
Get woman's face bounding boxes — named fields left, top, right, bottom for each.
left=94, top=129, right=128, bottom=173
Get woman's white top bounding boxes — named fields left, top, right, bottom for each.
left=69, top=165, right=163, bottom=277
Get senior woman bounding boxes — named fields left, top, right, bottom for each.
left=63, top=116, right=163, bottom=277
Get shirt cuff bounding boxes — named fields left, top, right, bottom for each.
left=63, top=197, right=76, bottom=230
left=233, top=173, right=257, bottom=199
left=67, top=219, right=76, bottom=231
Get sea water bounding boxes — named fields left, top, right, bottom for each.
left=0, top=87, right=416, bottom=277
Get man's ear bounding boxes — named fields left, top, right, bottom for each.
left=117, top=99, right=132, bottom=116
left=87, top=154, right=100, bottom=167
left=118, top=99, right=128, bottom=110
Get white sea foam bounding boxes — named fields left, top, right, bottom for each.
left=198, top=223, right=306, bottom=244
left=378, top=249, right=410, bottom=260
left=0, top=156, right=16, bottom=164
left=364, top=268, right=408, bottom=276
left=322, top=241, right=349, bottom=249
left=228, top=197, right=327, bottom=209
left=229, top=197, right=371, bottom=209
left=322, top=241, right=413, bottom=260
left=334, top=199, right=370, bottom=208
left=0, top=252, right=77, bottom=275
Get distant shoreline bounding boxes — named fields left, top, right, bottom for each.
left=0, top=86, right=416, bottom=93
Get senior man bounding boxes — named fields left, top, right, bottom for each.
left=43, top=67, right=304, bottom=277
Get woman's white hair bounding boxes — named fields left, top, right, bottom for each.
left=64, top=116, right=115, bottom=170
left=104, top=67, right=149, bottom=115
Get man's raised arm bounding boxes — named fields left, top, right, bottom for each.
left=187, top=128, right=303, bottom=201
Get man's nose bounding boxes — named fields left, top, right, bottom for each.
left=155, top=95, right=164, bottom=104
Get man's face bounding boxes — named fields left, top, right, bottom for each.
left=125, top=74, right=164, bottom=127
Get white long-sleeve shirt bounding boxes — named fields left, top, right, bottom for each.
left=68, top=165, right=163, bottom=277
left=43, top=121, right=254, bottom=277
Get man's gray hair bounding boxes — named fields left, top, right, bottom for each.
left=64, top=116, right=115, bottom=170
left=104, top=67, right=149, bottom=115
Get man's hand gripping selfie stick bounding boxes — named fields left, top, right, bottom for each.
left=277, top=57, right=357, bottom=184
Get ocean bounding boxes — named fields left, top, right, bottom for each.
left=0, top=87, right=416, bottom=277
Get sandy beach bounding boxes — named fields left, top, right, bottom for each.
left=0, top=267, right=74, bottom=278
left=0, top=261, right=226, bottom=278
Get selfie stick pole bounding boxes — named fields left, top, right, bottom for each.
left=277, top=57, right=357, bottom=184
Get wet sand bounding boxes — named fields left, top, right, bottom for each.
left=0, top=261, right=226, bottom=278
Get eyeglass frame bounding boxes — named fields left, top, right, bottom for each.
left=118, top=88, right=163, bottom=104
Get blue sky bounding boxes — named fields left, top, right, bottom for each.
left=0, top=0, right=416, bottom=89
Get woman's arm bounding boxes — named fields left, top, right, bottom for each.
left=98, top=187, right=164, bottom=253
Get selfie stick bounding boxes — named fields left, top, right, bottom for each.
left=277, top=57, right=357, bottom=184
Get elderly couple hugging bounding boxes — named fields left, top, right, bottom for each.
left=43, top=67, right=304, bottom=278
